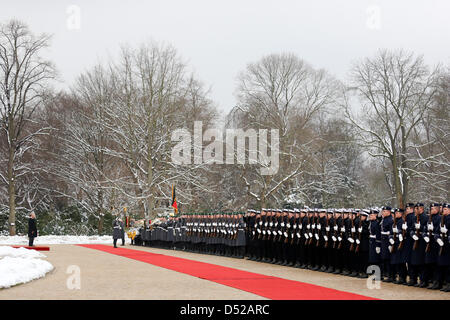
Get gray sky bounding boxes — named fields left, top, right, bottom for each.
left=1, top=0, right=449, bottom=114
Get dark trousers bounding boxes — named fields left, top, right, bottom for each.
left=113, top=239, right=118, bottom=247
left=28, top=237, right=35, bottom=246
left=423, top=263, right=437, bottom=283
left=381, top=259, right=392, bottom=279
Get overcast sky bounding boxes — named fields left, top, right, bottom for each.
left=1, top=0, right=449, bottom=114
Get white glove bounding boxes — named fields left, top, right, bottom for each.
left=341, top=227, right=345, bottom=232
left=351, top=227, right=356, bottom=233
left=269, top=222, right=273, bottom=227
left=399, top=234, right=403, bottom=242
left=356, top=239, right=360, bottom=244
left=437, top=238, right=444, bottom=246
left=412, top=234, right=419, bottom=241
left=317, top=224, right=321, bottom=230
left=287, top=224, right=291, bottom=228
left=305, top=234, right=309, bottom=239
left=264, top=222, right=268, bottom=227
left=415, top=223, right=420, bottom=229
left=358, top=227, right=362, bottom=233
left=315, top=234, right=319, bottom=240
left=284, top=232, right=288, bottom=237
left=299, top=225, right=303, bottom=230
left=326, top=226, right=330, bottom=232
left=441, top=226, right=448, bottom=233
left=348, top=238, right=354, bottom=243
left=252, top=231, right=255, bottom=236
left=259, top=221, right=262, bottom=225
left=293, top=224, right=297, bottom=229
left=324, top=236, right=328, bottom=241
left=281, top=223, right=285, bottom=227
left=278, top=230, right=282, bottom=235
left=388, top=245, right=393, bottom=253
left=332, top=236, right=337, bottom=242
left=297, top=232, right=301, bottom=238
left=376, top=247, right=381, bottom=254
left=393, top=227, right=398, bottom=233
left=423, top=236, right=430, bottom=243
left=262, top=230, right=266, bottom=235
left=428, top=224, right=434, bottom=231
left=273, top=231, right=277, bottom=235
left=402, top=223, right=407, bottom=231
left=309, top=232, right=313, bottom=238
left=389, top=238, right=395, bottom=245
left=333, top=225, right=338, bottom=231
left=338, top=236, right=342, bottom=242
left=312, top=224, right=316, bottom=230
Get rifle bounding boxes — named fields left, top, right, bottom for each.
left=355, top=218, right=362, bottom=253
left=257, top=217, right=262, bottom=240
left=349, top=215, right=356, bottom=252
left=337, top=218, right=343, bottom=250
left=413, top=213, right=420, bottom=251
left=323, top=215, right=330, bottom=248
left=265, top=215, right=271, bottom=241
left=284, top=216, right=292, bottom=244
left=392, top=214, right=397, bottom=253
left=439, top=213, right=446, bottom=256
left=425, top=211, right=433, bottom=253
left=398, top=211, right=406, bottom=251
left=290, top=217, right=298, bottom=245
left=310, top=215, right=318, bottom=246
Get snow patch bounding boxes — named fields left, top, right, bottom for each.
left=0, top=246, right=54, bottom=289
left=0, top=235, right=129, bottom=245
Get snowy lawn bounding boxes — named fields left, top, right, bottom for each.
left=0, top=234, right=130, bottom=245
left=0, top=246, right=54, bottom=289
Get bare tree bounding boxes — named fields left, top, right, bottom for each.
left=231, top=53, right=341, bottom=208
left=345, top=49, right=440, bottom=208
left=0, top=20, right=56, bottom=235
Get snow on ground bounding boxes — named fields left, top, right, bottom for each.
left=0, top=246, right=54, bottom=289
left=0, top=235, right=130, bottom=245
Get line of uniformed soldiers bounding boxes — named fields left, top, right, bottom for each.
left=134, top=202, right=450, bottom=292
left=245, top=208, right=370, bottom=278
left=373, top=202, right=450, bottom=291
left=137, top=213, right=247, bottom=258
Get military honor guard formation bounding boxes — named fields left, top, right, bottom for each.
left=135, top=202, right=450, bottom=292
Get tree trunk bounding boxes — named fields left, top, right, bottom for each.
left=8, top=145, right=16, bottom=236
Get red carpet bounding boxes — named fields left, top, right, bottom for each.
left=12, top=246, right=50, bottom=251
left=78, top=244, right=377, bottom=300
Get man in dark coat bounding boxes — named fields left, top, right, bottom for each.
left=28, top=211, right=38, bottom=246
left=380, top=206, right=394, bottom=282
left=112, top=217, right=122, bottom=248
left=409, top=203, right=428, bottom=287
left=424, top=203, right=443, bottom=289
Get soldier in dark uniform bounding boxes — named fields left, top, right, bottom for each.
left=332, top=209, right=344, bottom=274
left=316, top=208, right=327, bottom=272
left=368, top=208, right=381, bottom=272
left=356, top=209, right=370, bottom=278
left=424, top=203, right=442, bottom=289
left=324, top=209, right=336, bottom=273
left=437, top=204, right=450, bottom=292
left=298, top=208, right=309, bottom=268
left=380, top=206, right=394, bottom=282
left=402, top=203, right=415, bottom=285
left=390, top=208, right=407, bottom=284
left=348, top=210, right=359, bottom=277
left=305, top=209, right=315, bottom=270
left=340, top=209, right=352, bottom=276
left=112, top=217, right=122, bottom=248
left=410, top=203, right=428, bottom=287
